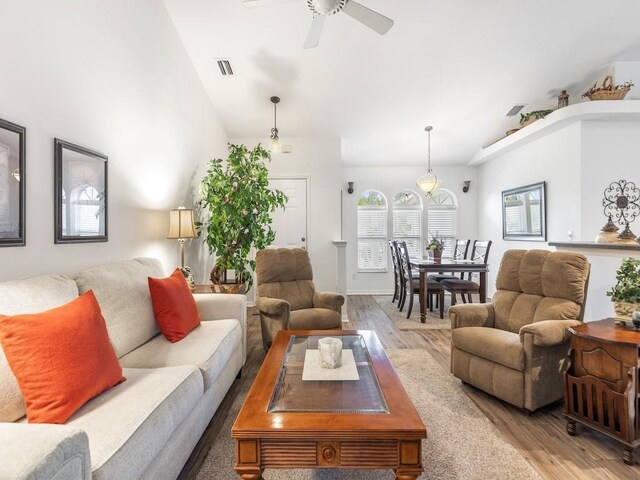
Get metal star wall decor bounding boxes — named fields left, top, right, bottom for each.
left=603, top=179, right=640, bottom=226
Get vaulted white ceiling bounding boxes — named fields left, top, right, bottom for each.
left=163, top=0, right=640, bottom=166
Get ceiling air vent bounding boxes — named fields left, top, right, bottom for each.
left=216, top=59, right=234, bottom=76
left=506, top=105, right=525, bottom=117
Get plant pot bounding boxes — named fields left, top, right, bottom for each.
left=209, top=282, right=247, bottom=294
left=432, top=249, right=442, bottom=264
left=613, top=301, right=640, bottom=322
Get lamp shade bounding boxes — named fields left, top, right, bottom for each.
left=167, top=207, right=197, bottom=239
left=416, top=170, right=440, bottom=196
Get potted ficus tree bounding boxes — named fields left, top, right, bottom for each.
left=199, top=144, right=287, bottom=293
left=607, top=257, right=640, bottom=322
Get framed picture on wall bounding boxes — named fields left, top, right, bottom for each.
left=0, top=118, right=26, bottom=247
left=502, top=181, right=546, bottom=241
left=54, top=139, right=108, bottom=244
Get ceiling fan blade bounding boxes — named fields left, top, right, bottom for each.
left=342, top=1, right=394, bottom=35
left=304, top=16, right=325, bottom=49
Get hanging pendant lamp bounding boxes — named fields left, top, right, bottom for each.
left=269, top=96, right=281, bottom=153
left=416, top=125, right=440, bottom=196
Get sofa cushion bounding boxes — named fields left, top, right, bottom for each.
left=65, top=366, right=203, bottom=480
left=451, top=327, right=525, bottom=371
left=118, top=320, right=241, bottom=391
left=73, top=258, right=165, bottom=358
left=0, top=291, right=124, bottom=424
left=289, top=308, right=342, bottom=330
left=0, top=274, right=79, bottom=423
left=148, top=269, right=200, bottom=342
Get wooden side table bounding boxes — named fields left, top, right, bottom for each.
left=564, top=318, right=640, bottom=465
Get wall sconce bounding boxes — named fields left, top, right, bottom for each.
left=11, top=168, right=20, bottom=182
left=347, top=181, right=354, bottom=194
left=462, top=180, right=471, bottom=193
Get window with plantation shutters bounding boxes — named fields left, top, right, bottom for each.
left=425, top=190, right=458, bottom=257
left=392, top=190, right=422, bottom=258
left=357, top=190, right=388, bottom=272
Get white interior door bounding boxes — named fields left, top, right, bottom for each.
left=269, top=178, right=307, bottom=249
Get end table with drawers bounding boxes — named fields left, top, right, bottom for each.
left=564, top=318, right=640, bottom=465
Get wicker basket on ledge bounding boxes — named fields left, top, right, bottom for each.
left=582, top=75, right=634, bottom=101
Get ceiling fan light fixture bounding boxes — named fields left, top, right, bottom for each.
left=269, top=96, right=281, bottom=153
left=416, top=126, right=440, bottom=196
left=307, top=0, right=346, bottom=16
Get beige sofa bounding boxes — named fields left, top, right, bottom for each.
left=449, top=249, right=590, bottom=412
left=0, top=258, right=246, bottom=480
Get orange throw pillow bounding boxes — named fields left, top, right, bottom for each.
left=0, top=290, right=125, bottom=424
left=148, top=268, right=200, bottom=342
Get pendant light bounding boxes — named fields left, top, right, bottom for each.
left=269, top=96, right=281, bottom=153
left=416, top=125, right=440, bottom=196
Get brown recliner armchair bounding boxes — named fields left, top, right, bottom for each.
left=256, top=248, right=344, bottom=349
left=449, top=249, right=590, bottom=412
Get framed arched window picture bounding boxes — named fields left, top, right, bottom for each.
left=0, top=118, right=26, bottom=247
left=54, top=139, right=108, bottom=244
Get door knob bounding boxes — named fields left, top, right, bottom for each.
left=301, top=237, right=306, bottom=242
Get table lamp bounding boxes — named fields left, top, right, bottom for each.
left=167, top=207, right=197, bottom=269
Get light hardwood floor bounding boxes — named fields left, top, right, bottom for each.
left=182, top=295, right=640, bottom=480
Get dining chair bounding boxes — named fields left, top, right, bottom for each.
left=440, top=240, right=492, bottom=305
left=428, top=239, right=471, bottom=283
left=398, top=241, right=444, bottom=319
left=389, top=240, right=401, bottom=304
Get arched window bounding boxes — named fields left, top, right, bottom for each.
left=392, top=190, right=423, bottom=258
left=68, top=185, right=102, bottom=236
left=425, top=189, right=458, bottom=257
left=357, top=190, right=388, bottom=272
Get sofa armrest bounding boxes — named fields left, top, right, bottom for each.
left=0, top=423, right=91, bottom=480
left=519, top=319, right=582, bottom=347
left=449, top=303, right=495, bottom=330
left=256, top=297, right=290, bottom=318
left=312, top=292, right=344, bottom=313
left=194, top=293, right=247, bottom=364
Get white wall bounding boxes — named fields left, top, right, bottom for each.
left=343, top=165, right=478, bottom=294
left=229, top=137, right=342, bottom=293
left=0, top=0, right=227, bottom=282
left=476, top=123, right=583, bottom=296
left=476, top=119, right=640, bottom=320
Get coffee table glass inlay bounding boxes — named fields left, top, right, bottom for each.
left=268, top=334, right=389, bottom=413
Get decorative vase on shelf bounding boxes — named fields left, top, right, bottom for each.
left=617, top=222, right=637, bottom=244
left=595, top=215, right=619, bottom=244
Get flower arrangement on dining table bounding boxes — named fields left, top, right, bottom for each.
left=426, top=234, right=446, bottom=263
left=426, top=234, right=446, bottom=252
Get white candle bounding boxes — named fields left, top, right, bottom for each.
left=318, top=337, right=343, bottom=369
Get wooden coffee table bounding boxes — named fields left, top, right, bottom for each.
left=231, top=330, right=427, bottom=480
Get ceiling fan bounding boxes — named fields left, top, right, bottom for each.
left=303, top=1, right=394, bottom=49
left=242, top=0, right=394, bottom=49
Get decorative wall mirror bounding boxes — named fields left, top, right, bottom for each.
left=0, top=118, right=26, bottom=247
left=502, top=181, right=546, bottom=241
left=54, top=139, right=108, bottom=243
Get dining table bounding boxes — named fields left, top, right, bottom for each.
left=410, top=257, right=489, bottom=323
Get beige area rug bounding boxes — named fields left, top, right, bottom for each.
left=196, top=349, right=542, bottom=480
left=373, top=295, right=451, bottom=330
